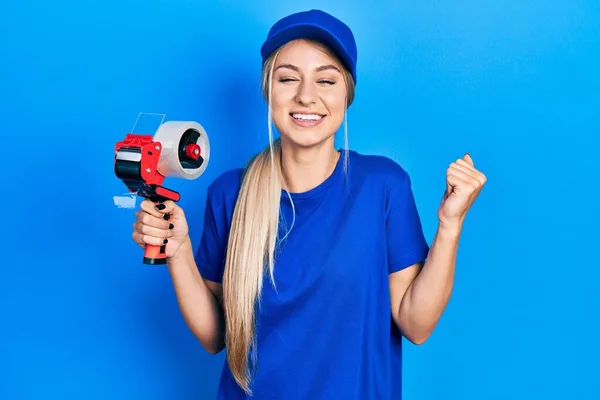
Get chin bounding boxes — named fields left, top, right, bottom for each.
left=282, top=128, right=334, bottom=149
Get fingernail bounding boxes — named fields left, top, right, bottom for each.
left=155, top=204, right=166, bottom=210
left=163, top=239, right=168, bottom=244
left=163, top=213, right=170, bottom=221
left=169, top=223, right=174, bottom=229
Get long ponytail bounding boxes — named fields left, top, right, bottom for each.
left=222, top=50, right=282, bottom=395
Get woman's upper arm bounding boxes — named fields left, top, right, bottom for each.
left=204, top=279, right=222, bottom=300
left=389, top=262, right=422, bottom=326
left=384, top=163, right=429, bottom=321
left=194, top=182, right=234, bottom=286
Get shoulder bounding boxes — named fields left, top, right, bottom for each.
left=205, top=167, right=245, bottom=208
left=347, top=149, right=411, bottom=188
left=207, top=167, right=244, bottom=194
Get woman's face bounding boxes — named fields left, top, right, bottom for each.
left=270, top=40, right=348, bottom=150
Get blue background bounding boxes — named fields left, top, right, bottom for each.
left=2, top=0, right=599, bottom=399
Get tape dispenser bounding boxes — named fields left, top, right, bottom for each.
left=114, top=121, right=210, bottom=265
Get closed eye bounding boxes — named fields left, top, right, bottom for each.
left=278, top=77, right=298, bottom=83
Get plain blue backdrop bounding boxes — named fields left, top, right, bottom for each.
left=1, top=0, right=599, bottom=399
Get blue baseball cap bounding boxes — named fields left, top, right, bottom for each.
left=260, top=9, right=358, bottom=84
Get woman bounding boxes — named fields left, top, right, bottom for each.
left=132, top=9, right=486, bottom=399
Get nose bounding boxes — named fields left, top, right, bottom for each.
left=296, top=80, right=317, bottom=106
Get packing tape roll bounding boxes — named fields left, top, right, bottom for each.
left=153, top=121, right=210, bottom=180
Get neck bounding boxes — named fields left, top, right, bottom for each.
left=279, top=138, right=340, bottom=194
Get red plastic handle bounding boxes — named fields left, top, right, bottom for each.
left=143, top=243, right=167, bottom=265
left=142, top=201, right=168, bottom=265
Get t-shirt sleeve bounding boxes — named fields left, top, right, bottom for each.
left=194, top=186, right=229, bottom=283
left=386, top=167, right=430, bottom=274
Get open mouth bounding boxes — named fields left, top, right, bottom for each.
left=290, top=113, right=325, bottom=123
left=290, top=113, right=325, bottom=121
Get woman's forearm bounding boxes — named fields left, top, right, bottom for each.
left=399, top=223, right=461, bottom=343
left=167, top=238, right=225, bottom=354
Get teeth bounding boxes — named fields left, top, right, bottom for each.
left=292, top=113, right=322, bottom=121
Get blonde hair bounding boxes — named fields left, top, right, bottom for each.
left=222, top=39, right=356, bottom=395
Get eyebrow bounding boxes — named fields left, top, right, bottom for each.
left=274, top=64, right=341, bottom=73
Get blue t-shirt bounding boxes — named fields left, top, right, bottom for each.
left=195, top=149, right=430, bottom=399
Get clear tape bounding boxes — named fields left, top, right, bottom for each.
left=130, top=112, right=166, bottom=134
left=113, top=192, right=137, bottom=209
